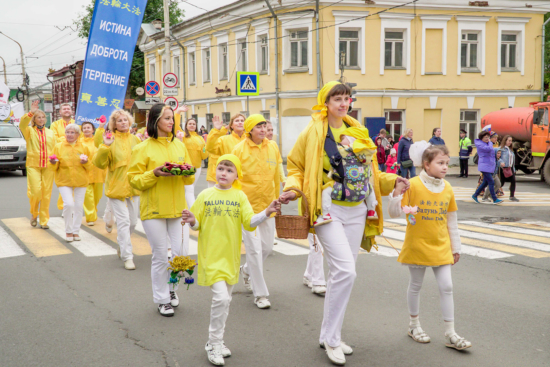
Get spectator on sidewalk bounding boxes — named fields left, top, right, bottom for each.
left=376, top=136, right=386, bottom=172
left=428, top=128, right=445, bottom=145
left=377, top=129, right=390, bottom=155
left=397, top=128, right=415, bottom=178
left=482, top=149, right=502, bottom=203
left=386, top=148, right=398, bottom=174
left=499, top=135, right=519, bottom=202
left=472, top=131, right=502, bottom=204
left=458, top=129, right=472, bottom=178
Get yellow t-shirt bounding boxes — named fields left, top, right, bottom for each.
left=323, top=124, right=362, bottom=207
left=191, top=187, right=257, bottom=286
left=397, top=177, right=458, bottom=266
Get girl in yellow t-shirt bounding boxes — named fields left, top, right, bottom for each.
left=388, top=145, right=472, bottom=351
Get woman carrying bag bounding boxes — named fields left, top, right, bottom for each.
left=499, top=135, right=519, bottom=202
left=397, top=128, right=416, bottom=178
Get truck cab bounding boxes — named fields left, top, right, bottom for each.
left=531, top=103, right=550, bottom=172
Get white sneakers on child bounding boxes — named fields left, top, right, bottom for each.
left=158, top=303, right=174, bottom=317
left=206, top=343, right=225, bottom=365
left=303, top=277, right=312, bottom=288
left=445, top=333, right=472, bottom=350
left=367, top=210, right=378, bottom=220
left=170, top=291, right=179, bottom=307
left=314, top=214, right=333, bottom=227
left=124, top=259, right=135, bottom=270
left=254, top=296, right=271, bottom=309
left=205, top=342, right=231, bottom=358
left=87, top=222, right=94, bottom=226
left=312, top=285, right=327, bottom=296
left=240, top=265, right=253, bottom=292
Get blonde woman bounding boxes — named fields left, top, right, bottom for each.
left=81, top=121, right=107, bottom=226
left=19, top=100, right=56, bottom=228
left=49, top=124, right=93, bottom=241
left=397, top=128, right=416, bottom=178
left=93, top=110, right=141, bottom=270
left=178, top=117, right=208, bottom=206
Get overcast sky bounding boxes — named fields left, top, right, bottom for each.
left=0, top=0, right=231, bottom=89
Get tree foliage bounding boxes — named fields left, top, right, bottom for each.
left=73, top=0, right=184, bottom=99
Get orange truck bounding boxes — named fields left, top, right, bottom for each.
left=481, top=102, right=550, bottom=185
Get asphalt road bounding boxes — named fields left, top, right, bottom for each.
left=0, top=168, right=548, bottom=367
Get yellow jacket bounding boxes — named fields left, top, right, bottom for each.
left=49, top=141, right=93, bottom=187
left=206, top=127, right=246, bottom=182
left=50, top=118, right=75, bottom=143
left=92, top=129, right=141, bottom=200
left=181, top=132, right=208, bottom=168
left=128, top=135, right=195, bottom=220
left=81, top=136, right=107, bottom=184
left=232, top=137, right=282, bottom=214
left=19, top=113, right=56, bottom=168
left=285, top=116, right=397, bottom=239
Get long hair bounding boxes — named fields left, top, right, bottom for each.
left=500, top=134, right=513, bottom=149
left=30, top=110, right=46, bottom=127
left=108, top=109, right=134, bottom=132
left=147, top=103, right=175, bottom=141
left=184, top=118, right=197, bottom=138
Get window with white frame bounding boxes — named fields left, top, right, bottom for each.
left=238, top=39, right=247, bottom=71
left=203, top=48, right=211, bottom=82
left=501, top=33, right=518, bottom=71
left=149, top=63, right=156, bottom=82
left=460, top=110, right=478, bottom=143
left=260, top=36, right=268, bottom=73
left=189, top=52, right=196, bottom=84
left=261, top=110, right=270, bottom=121
left=173, top=56, right=180, bottom=86
left=461, top=32, right=480, bottom=70
left=219, top=43, right=228, bottom=80
left=384, top=110, right=404, bottom=141
left=384, top=31, right=404, bottom=68
left=339, top=30, right=359, bottom=68
left=290, top=30, right=308, bottom=68
left=206, top=113, right=214, bottom=130
left=222, top=112, right=231, bottom=125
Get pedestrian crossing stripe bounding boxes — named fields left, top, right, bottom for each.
left=451, top=186, right=550, bottom=206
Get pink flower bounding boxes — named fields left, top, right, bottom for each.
left=49, top=154, right=58, bottom=161
left=80, top=154, right=88, bottom=161
left=402, top=205, right=418, bottom=214
left=176, top=131, right=184, bottom=140
left=99, top=115, right=107, bottom=123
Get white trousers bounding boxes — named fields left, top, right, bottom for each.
left=315, top=201, right=367, bottom=347
left=184, top=167, right=202, bottom=208
left=142, top=218, right=189, bottom=304
left=209, top=281, right=234, bottom=346
left=59, top=186, right=86, bottom=234
left=303, top=233, right=326, bottom=286
left=408, top=265, right=454, bottom=321
left=104, top=198, right=114, bottom=227
left=110, top=196, right=139, bottom=262
left=242, top=217, right=275, bottom=298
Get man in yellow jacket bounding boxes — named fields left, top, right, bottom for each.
left=50, top=103, right=75, bottom=210
left=232, top=114, right=282, bottom=309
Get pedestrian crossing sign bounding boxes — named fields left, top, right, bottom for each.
left=237, top=72, right=260, bottom=96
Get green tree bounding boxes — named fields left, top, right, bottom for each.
left=73, top=0, right=184, bottom=99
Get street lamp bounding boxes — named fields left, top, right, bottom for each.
left=0, top=31, right=28, bottom=109
left=0, top=56, right=7, bottom=84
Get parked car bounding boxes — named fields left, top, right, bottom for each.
left=0, top=123, right=27, bottom=176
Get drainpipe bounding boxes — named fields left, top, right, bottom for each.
left=264, top=0, right=282, bottom=151
left=541, top=17, right=550, bottom=101
left=315, top=0, right=321, bottom=91
left=171, top=31, right=187, bottom=120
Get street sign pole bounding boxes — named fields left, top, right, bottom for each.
left=247, top=95, right=249, bottom=117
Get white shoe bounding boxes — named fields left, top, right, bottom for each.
left=170, top=291, right=179, bottom=307
left=303, top=277, right=312, bottom=288
left=312, top=285, right=327, bottom=296
left=314, top=214, right=333, bottom=227
left=105, top=224, right=113, bottom=233
left=66, top=235, right=74, bottom=242
left=206, top=343, right=225, bottom=365
left=124, top=259, right=136, bottom=270
left=254, top=296, right=271, bottom=309
left=73, top=234, right=81, bottom=241
left=320, top=341, right=353, bottom=355
left=240, top=265, right=253, bottom=292
left=324, top=342, right=346, bottom=365
left=205, top=342, right=231, bottom=358
left=158, top=303, right=174, bottom=317
left=87, top=222, right=94, bottom=226
left=445, top=333, right=472, bottom=350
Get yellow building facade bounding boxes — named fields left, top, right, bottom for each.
left=138, top=0, right=549, bottom=160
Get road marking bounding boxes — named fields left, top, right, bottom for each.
left=366, top=242, right=399, bottom=257
left=48, top=218, right=117, bottom=257
left=457, top=223, right=550, bottom=246
left=495, top=222, right=550, bottom=231
left=1, top=218, right=72, bottom=257
left=89, top=218, right=152, bottom=256
left=451, top=186, right=550, bottom=206
left=0, top=225, right=26, bottom=258
left=460, top=221, right=550, bottom=239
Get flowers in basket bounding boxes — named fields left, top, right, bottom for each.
left=168, top=256, right=197, bottom=290
left=48, top=154, right=58, bottom=162
left=161, top=162, right=196, bottom=176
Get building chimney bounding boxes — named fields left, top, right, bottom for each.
left=152, top=19, right=163, bottom=30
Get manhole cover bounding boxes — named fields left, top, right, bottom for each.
left=480, top=216, right=520, bottom=223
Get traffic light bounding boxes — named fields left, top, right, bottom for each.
left=345, top=82, right=357, bottom=112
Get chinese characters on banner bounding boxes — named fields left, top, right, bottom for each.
left=75, top=0, right=146, bottom=126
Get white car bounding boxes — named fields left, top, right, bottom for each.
left=0, top=123, right=27, bottom=176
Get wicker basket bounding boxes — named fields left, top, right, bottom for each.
left=275, top=188, right=310, bottom=239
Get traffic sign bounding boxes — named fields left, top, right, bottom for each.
left=163, top=73, right=178, bottom=88
left=163, top=88, right=178, bottom=96
left=146, top=97, right=161, bottom=105
left=135, top=87, right=144, bottom=96
left=164, top=96, right=179, bottom=109
left=236, top=72, right=259, bottom=96
left=145, top=81, right=160, bottom=96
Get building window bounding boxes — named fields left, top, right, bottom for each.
left=384, top=31, right=404, bottom=68
left=203, top=49, right=211, bottom=82
left=220, top=43, right=228, bottom=80
left=339, top=30, right=359, bottom=68
left=206, top=113, right=214, bottom=131
left=384, top=110, right=404, bottom=141
left=173, top=56, right=180, bottom=86
left=290, top=30, right=308, bottom=68
left=501, top=33, right=518, bottom=71
left=261, top=110, right=270, bottom=121
left=260, top=36, right=268, bottom=73
left=461, top=32, right=479, bottom=70
left=191, top=114, right=198, bottom=124
left=238, top=39, right=247, bottom=71
left=149, top=63, right=156, bottom=82
left=189, top=52, right=196, bottom=84
left=460, top=110, right=478, bottom=143
left=222, top=112, right=231, bottom=124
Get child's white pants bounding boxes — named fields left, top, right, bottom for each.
left=209, top=281, right=234, bottom=346
left=59, top=186, right=86, bottom=234
left=408, top=265, right=454, bottom=321
left=242, top=217, right=275, bottom=298
left=314, top=202, right=367, bottom=348
left=303, top=233, right=325, bottom=286
left=110, top=196, right=139, bottom=262
left=142, top=218, right=189, bottom=304
left=104, top=198, right=114, bottom=226
left=184, top=167, right=201, bottom=208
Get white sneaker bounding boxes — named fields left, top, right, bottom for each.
left=314, top=214, right=333, bottom=227
left=303, top=277, right=312, bottom=288
left=206, top=343, right=225, bottom=365
left=312, top=285, right=327, bottom=296
left=324, top=341, right=346, bottom=365
left=320, top=341, right=353, bottom=355
left=87, top=222, right=94, bottom=226
left=65, top=235, right=74, bottom=242
left=170, top=291, right=179, bottom=307
left=105, top=224, right=113, bottom=233
left=205, top=342, right=231, bottom=358
left=73, top=234, right=81, bottom=241
left=124, top=259, right=136, bottom=270
left=254, top=296, right=271, bottom=309
left=158, top=303, right=174, bottom=317
left=240, top=265, right=252, bottom=292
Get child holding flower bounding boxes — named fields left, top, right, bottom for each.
left=181, top=154, right=280, bottom=366
left=388, top=145, right=472, bottom=351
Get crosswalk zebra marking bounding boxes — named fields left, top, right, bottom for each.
left=48, top=218, right=117, bottom=257
left=87, top=218, right=152, bottom=256
left=0, top=225, right=26, bottom=258
left=459, top=221, right=550, bottom=240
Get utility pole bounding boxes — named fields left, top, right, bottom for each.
left=0, top=32, right=28, bottom=110
left=0, top=56, right=7, bottom=84
left=315, top=0, right=321, bottom=91
left=264, top=0, right=281, bottom=151
left=164, top=0, right=171, bottom=75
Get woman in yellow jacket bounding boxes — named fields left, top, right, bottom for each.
left=127, top=103, right=194, bottom=317
left=81, top=122, right=107, bottom=226
left=20, top=100, right=56, bottom=229
left=93, top=110, right=141, bottom=270
left=279, top=82, right=407, bottom=365
left=205, top=114, right=246, bottom=187
left=231, top=114, right=282, bottom=309
left=49, top=124, right=93, bottom=242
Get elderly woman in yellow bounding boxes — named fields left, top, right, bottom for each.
left=19, top=100, right=56, bottom=229
left=205, top=114, right=247, bottom=187
left=232, top=114, right=282, bottom=309
left=51, top=103, right=75, bottom=211
left=279, top=81, right=408, bottom=365
left=49, top=124, right=93, bottom=242
left=93, top=110, right=141, bottom=270
left=81, top=122, right=107, bottom=226
left=128, top=103, right=195, bottom=317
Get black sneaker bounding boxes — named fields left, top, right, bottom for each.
left=158, top=303, right=174, bottom=317
left=510, top=197, right=520, bottom=202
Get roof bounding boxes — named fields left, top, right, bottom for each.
left=141, top=23, right=162, bottom=37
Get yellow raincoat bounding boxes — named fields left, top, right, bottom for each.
left=49, top=141, right=93, bottom=188
left=81, top=136, right=107, bottom=222
left=127, top=135, right=195, bottom=220
left=181, top=132, right=208, bottom=168
left=206, top=127, right=246, bottom=182
left=50, top=118, right=75, bottom=143
left=92, top=129, right=141, bottom=200
left=81, top=137, right=107, bottom=184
